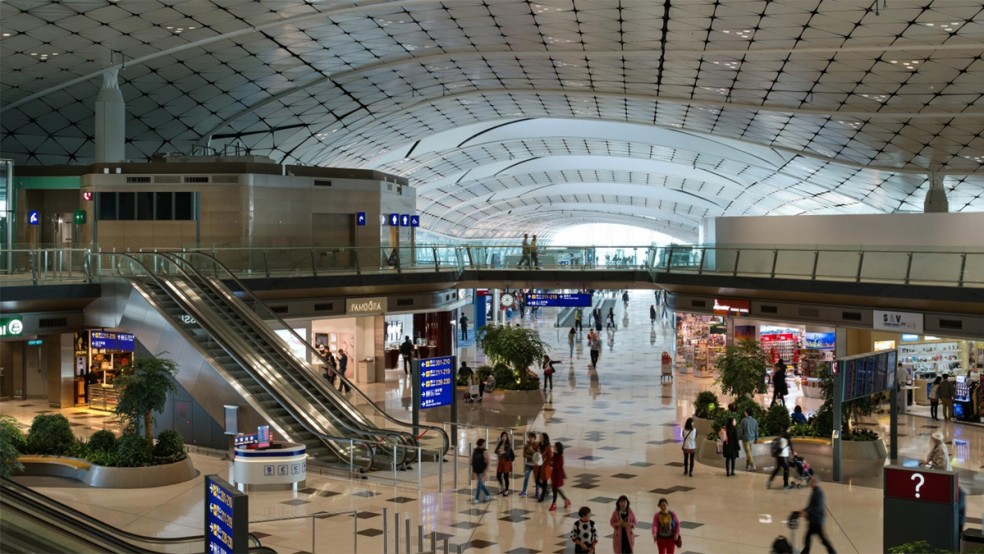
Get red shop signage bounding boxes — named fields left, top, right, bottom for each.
left=713, top=298, right=749, bottom=316
left=761, top=333, right=796, bottom=343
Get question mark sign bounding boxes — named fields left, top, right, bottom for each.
left=911, top=473, right=925, bottom=499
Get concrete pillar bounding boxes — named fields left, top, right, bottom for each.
left=94, top=69, right=125, bottom=163
left=924, top=172, right=948, bottom=213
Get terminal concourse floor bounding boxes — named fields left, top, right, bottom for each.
left=4, top=290, right=984, bottom=553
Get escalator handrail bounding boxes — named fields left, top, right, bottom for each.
left=152, top=253, right=417, bottom=459
left=175, top=250, right=450, bottom=456
left=111, top=253, right=376, bottom=471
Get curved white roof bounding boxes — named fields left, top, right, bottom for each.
left=2, top=0, right=983, bottom=241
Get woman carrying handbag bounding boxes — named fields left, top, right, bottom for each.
left=681, top=418, right=696, bottom=477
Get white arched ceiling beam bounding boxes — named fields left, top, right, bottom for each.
left=421, top=182, right=723, bottom=217
left=445, top=199, right=703, bottom=232
left=441, top=209, right=696, bottom=241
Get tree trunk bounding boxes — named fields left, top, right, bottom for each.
left=144, top=410, right=154, bottom=442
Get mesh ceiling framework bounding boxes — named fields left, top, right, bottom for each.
left=2, top=0, right=984, bottom=242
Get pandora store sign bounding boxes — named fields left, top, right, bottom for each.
left=347, top=297, right=388, bottom=316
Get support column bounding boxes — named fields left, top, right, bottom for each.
left=924, top=172, right=948, bottom=213
left=94, top=69, right=125, bottom=163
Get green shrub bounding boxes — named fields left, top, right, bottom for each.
left=887, top=540, right=950, bottom=554
left=0, top=415, right=25, bottom=479
left=476, top=365, right=493, bottom=381
left=85, top=449, right=120, bottom=467
left=26, top=414, right=77, bottom=455
left=115, top=434, right=153, bottom=467
left=154, top=429, right=186, bottom=462
left=789, top=423, right=820, bottom=438
left=0, top=414, right=27, bottom=453
left=711, top=410, right=740, bottom=435
left=760, top=403, right=792, bottom=437
left=694, top=390, right=719, bottom=419
left=735, top=397, right=765, bottom=421
left=87, top=430, right=117, bottom=452
left=847, top=428, right=880, bottom=441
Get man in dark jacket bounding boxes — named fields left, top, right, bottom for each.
left=938, top=374, right=956, bottom=421
left=400, top=336, right=414, bottom=376
left=337, top=350, right=350, bottom=393
left=799, top=475, right=836, bottom=553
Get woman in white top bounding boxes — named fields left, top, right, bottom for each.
left=682, top=417, right=697, bottom=477
left=925, top=431, right=952, bottom=471
left=928, top=376, right=942, bottom=421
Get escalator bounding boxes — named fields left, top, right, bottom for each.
left=0, top=478, right=275, bottom=553
left=116, top=252, right=447, bottom=471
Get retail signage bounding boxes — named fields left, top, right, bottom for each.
left=874, top=310, right=924, bottom=333
left=400, top=214, right=410, bottom=227
left=525, top=293, right=591, bottom=307
left=761, top=333, right=796, bottom=343
left=805, top=332, right=836, bottom=350
left=901, top=334, right=920, bottom=342
left=346, top=296, right=388, bottom=315
left=90, top=331, right=135, bottom=351
left=419, top=355, right=454, bottom=409
left=204, top=474, right=248, bottom=554
left=356, top=212, right=366, bottom=226
left=28, top=211, right=40, bottom=225
left=27, top=339, right=43, bottom=346
left=388, top=213, right=399, bottom=226
left=410, top=215, right=420, bottom=227
left=0, top=317, right=25, bottom=337
left=256, top=425, right=272, bottom=449
left=713, top=298, right=749, bottom=316
left=842, top=349, right=898, bottom=402
left=884, top=466, right=957, bottom=504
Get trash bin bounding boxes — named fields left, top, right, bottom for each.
left=357, top=359, right=374, bottom=384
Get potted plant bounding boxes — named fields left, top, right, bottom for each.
left=114, top=353, right=179, bottom=441
left=716, top=340, right=769, bottom=402
left=477, top=324, right=549, bottom=388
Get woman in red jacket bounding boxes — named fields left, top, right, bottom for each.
left=549, top=441, right=571, bottom=511
left=610, top=495, right=637, bottom=553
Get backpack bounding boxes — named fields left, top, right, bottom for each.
left=471, top=447, right=487, bottom=474
left=772, top=535, right=793, bottom=554
left=771, top=437, right=783, bottom=457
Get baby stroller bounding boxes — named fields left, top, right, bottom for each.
left=791, top=455, right=814, bottom=488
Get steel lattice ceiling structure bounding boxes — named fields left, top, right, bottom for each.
left=2, top=0, right=984, bottom=242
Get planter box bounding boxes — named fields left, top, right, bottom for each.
left=18, top=455, right=197, bottom=488
left=695, top=435, right=887, bottom=478
left=483, top=389, right=547, bottom=405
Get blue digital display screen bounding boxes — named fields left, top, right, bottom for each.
left=419, top=356, right=454, bottom=409
left=842, top=350, right=897, bottom=402
left=525, top=293, right=592, bottom=307
left=206, top=475, right=237, bottom=554
left=90, top=331, right=135, bottom=351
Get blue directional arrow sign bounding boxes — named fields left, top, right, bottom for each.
left=389, top=213, right=399, bottom=226
left=28, top=211, right=40, bottom=225
left=410, top=215, right=420, bottom=227
left=356, top=212, right=366, bottom=226
left=400, top=214, right=410, bottom=227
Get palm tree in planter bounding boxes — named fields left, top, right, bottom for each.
left=477, top=324, right=549, bottom=389
left=716, top=340, right=769, bottom=404
left=115, top=353, right=179, bottom=442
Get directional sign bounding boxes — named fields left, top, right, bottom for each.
left=28, top=211, right=40, bottom=225
left=356, top=212, right=366, bottom=226
left=388, top=213, right=400, bottom=226
left=525, top=293, right=592, bottom=307
left=419, top=356, right=454, bottom=409
left=410, top=215, right=420, bottom=227
left=400, top=214, right=410, bottom=227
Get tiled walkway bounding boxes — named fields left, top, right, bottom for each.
left=4, top=290, right=983, bottom=553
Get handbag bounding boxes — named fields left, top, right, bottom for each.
left=675, top=536, right=683, bottom=548
left=715, top=439, right=722, bottom=455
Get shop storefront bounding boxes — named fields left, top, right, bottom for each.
left=74, top=330, right=135, bottom=410
left=675, top=313, right=726, bottom=376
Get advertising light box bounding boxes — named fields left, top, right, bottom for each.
left=525, top=293, right=592, bottom=307
left=419, top=356, right=454, bottom=409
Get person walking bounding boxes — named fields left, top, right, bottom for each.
left=519, top=432, right=539, bottom=497
left=610, top=495, right=637, bottom=554
left=589, top=331, right=602, bottom=368
left=939, top=374, right=955, bottom=421
left=650, top=304, right=657, bottom=326
left=652, top=498, right=681, bottom=554
left=738, top=408, right=759, bottom=471
left=530, top=235, right=539, bottom=269
left=471, top=438, right=493, bottom=504
left=799, top=475, right=837, bottom=554
left=925, top=431, right=951, bottom=470
left=571, top=506, right=599, bottom=554
left=400, top=336, right=414, bottom=376
left=336, top=350, right=350, bottom=393
left=568, top=327, right=577, bottom=358
left=622, top=290, right=629, bottom=309
left=517, top=233, right=530, bottom=268
left=574, top=309, right=583, bottom=332
left=459, top=313, right=469, bottom=340
left=721, top=417, right=740, bottom=476
left=771, top=359, right=788, bottom=407
left=542, top=358, right=556, bottom=391
left=681, top=417, right=696, bottom=477
left=929, top=376, right=942, bottom=420
left=549, top=441, right=571, bottom=511
left=495, top=431, right=514, bottom=496
left=767, top=425, right=794, bottom=489
left=536, top=433, right=553, bottom=503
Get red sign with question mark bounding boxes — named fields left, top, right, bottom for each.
left=884, top=466, right=957, bottom=504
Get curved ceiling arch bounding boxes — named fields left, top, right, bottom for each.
left=454, top=199, right=702, bottom=232
left=453, top=210, right=692, bottom=240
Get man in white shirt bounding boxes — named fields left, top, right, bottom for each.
left=896, top=363, right=911, bottom=414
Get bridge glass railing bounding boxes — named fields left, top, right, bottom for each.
left=1, top=245, right=982, bottom=288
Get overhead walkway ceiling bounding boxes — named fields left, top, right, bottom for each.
left=2, top=0, right=984, bottom=242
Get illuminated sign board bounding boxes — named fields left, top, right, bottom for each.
left=842, top=349, right=898, bottom=402
left=388, top=213, right=400, bottom=226
left=400, top=214, right=410, bottom=227
left=356, top=212, right=366, bottom=226
left=525, top=293, right=592, bottom=307
left=0, top=317, right=25, bottom=337
left=419, top=356, right=454, bottom=409
left=713, top=298, right=750, bottom=316
left=204, top=475, right=248, bottom=554
left=410, top=215, right=420, bottom=227
left=90, top=331, right=135, bottom=351
left=28, top=211, right=40, bottom=225
left=346, top=297, right=388, bottom=315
